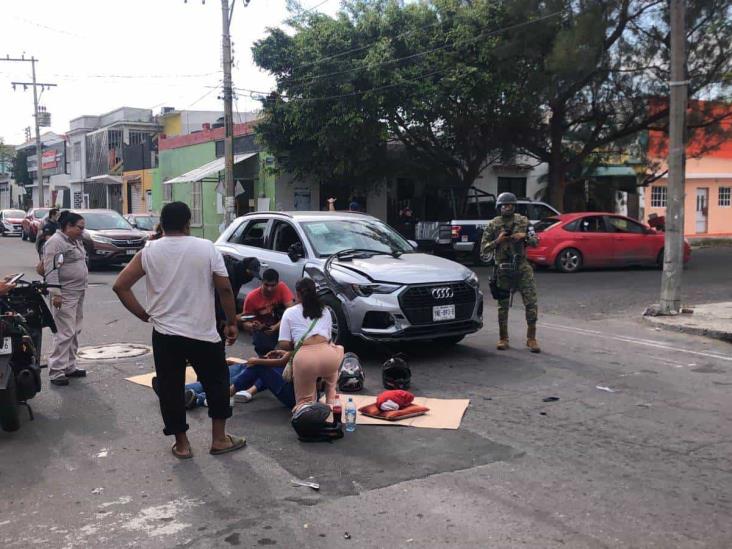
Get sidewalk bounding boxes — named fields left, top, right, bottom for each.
left=644, top=302, right=732, bottom=343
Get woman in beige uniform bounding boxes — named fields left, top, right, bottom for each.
left=42, top=211, right=88, bottom=386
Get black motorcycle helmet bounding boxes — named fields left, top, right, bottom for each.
left=291, top=402, right=343, bottom=442
left=382, top=354, right=411, bottom=390
left=338, top=352, right=365, bottom=393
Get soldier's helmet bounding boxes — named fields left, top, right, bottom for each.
left=496, top=192, right=518, bottom=207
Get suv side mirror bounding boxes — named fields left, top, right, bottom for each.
left=287, top=242, right=304, bottom=262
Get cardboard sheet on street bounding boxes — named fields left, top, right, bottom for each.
left=126, top=368, right=198, bottom=387
left=126, top=358, right=247, bottom=388
left=126, top=366, right=469, bottom=429
left=348, top=394, right=470, bottom=430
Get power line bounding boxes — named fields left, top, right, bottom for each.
left=281, top=10, right=565, bottom=88
left=289, top=11, right=444, bottom=75
left=8, top=15, right=89, bottom=39
left=301, top=0, right=333, bottom=14
left=48, top=71, right=221, bottom=80
left=188, top=81, right=223, bottom=108
left=233, top=66, right=447, bottom=103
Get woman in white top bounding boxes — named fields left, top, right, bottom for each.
left=229, top=278, right=344, bottom=410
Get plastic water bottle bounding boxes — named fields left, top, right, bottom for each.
left=345, top=397, right=357, bottom=432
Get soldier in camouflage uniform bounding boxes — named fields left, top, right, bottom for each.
left=480, top=192, right=540, bottom=353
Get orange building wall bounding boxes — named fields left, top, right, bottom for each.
left=644, top=158, right=732, bottom=236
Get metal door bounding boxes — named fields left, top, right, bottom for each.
left=108, top=184, right=123, bottom=214
left=130, top=181, right=143, bottom=213
left=695, top=188, right=708, bottom=234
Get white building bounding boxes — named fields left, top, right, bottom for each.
left=67, top=107, right=159, bottom=212
left=15, top=132, right=70, bottom=208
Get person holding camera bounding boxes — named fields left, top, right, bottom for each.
left=240, top=269, right=295, bottom=356
left=236, top=269, right=294, bottom=401
left=480, top=192, right=541, bottom=353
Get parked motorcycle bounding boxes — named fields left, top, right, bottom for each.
left=0, top=274, right=58, bottom=432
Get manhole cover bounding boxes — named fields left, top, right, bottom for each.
left=78, top=344, right=151, bottom=361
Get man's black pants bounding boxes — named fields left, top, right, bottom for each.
left=152, top=330, right=232, bottom=436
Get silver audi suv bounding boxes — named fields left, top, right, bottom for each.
left=215, top=211, right=483, bottom=346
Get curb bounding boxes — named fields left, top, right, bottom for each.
left=643, top=316, right=732, bottom=343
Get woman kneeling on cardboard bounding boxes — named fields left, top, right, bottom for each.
left=229, top=278, right=344, bottom=410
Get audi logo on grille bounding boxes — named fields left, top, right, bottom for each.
left=431, top=287, right=454, bottom=299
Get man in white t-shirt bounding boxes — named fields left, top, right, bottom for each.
left=113, top=202, right=246, bottom=459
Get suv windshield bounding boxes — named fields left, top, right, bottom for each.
left=301, top=219, right=413, bottom=257
left=5, top=210, right=25, bottom=218
left=34, top=209, right=50, bottom=219
left=82, top=212, right=133, bottom=231
left=132, top=216, right=159, bottom=231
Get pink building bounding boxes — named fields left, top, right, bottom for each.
left=644, top=104, right=732, bottom=237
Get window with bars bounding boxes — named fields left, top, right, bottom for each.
left=191, top=181, right=202, bottom=226
left=129, top=131, right=150, bottom=146
left=719, top=186, right=731, bottom=207
left=650, top=186, right=667, bottom=208
left=497, top=177, right=527, bottom=197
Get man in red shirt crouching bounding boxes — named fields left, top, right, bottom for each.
left=240, top=269, right=295, bottom=355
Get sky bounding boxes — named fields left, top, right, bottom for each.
left=0, top=0, right=341, bottom=146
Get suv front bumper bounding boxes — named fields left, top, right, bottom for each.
left=342, top=282, right=484, bottom=342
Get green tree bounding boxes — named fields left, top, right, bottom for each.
left=12, top=149, right=32, bottom=186
left=253, top=0, right=732, bottom=210
left=0, top=140, right=15, bottom=174
left=252, top=0, right=538, bottom=199
left=503, top=0, right=732, bottom=208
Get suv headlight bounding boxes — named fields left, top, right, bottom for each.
left=91, top=234, right=113, bottom=244
left=352, top=283, right=401, bottom=297
left=465, top=272, right=480, bottom=289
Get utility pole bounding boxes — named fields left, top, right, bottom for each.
left=2, top=54, right=57, bottom=208
left=221, top=0, right=237, bottom=226
left=659, top=0, right=687, bottom=314
left=186, top=0, right=250, bottom=226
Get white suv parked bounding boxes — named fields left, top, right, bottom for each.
left=216, top=211, right=483, bottom=346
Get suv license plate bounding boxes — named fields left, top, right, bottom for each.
left=0, top=337, right=12, bottom=356
left=433, top=305, right=455, bottom=322
left=126, top=249, right=137, bottom=256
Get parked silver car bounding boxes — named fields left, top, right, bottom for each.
left=216, top=211, right=483, bottom=345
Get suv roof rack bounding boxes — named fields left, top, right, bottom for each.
left=240, top=210, right=293, bottom=218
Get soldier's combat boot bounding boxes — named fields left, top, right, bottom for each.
left=526, top=324, right=541, bottom=353
left=497, top=323, right=509, bottom=350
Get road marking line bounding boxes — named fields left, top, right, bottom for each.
left=541, top=322, right=732, bottom=363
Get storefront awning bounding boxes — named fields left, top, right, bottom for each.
left=87, top=174, right=123, bottom=185
left=164, top=152, right=258, bottom=185
left=589, top=166, right=638, bottom=178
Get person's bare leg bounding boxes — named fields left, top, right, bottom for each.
left=210, top=418, right=236, bottom=451
left=173, top=433, right=191, bottom=456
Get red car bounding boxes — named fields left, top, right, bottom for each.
left=527, top=212, right=691, bottom=273
left=21, top=208, right=50, bottom=242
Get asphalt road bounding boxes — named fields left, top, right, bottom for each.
left=1, top=236, right=731, bottom=548
left=474, top=245, right=732, bottom=320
